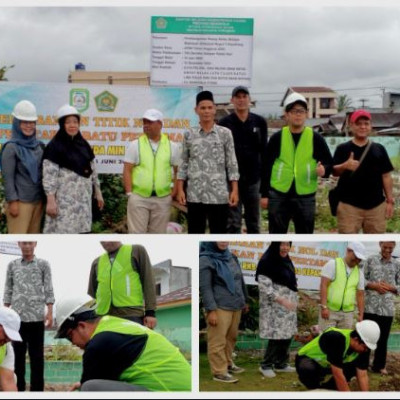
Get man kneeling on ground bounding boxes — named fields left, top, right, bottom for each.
left=295, top=320, right=380, bottom=391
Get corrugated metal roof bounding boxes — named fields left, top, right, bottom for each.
left=290, top=86, right=335, bottom=93
left=157, top=286, right=191, bottom=306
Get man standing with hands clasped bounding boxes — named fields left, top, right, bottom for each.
left=333, top=110, right=394, bottom=233
left=260, top=92, right=333, bottom=233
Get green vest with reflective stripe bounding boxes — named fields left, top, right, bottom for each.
left=270, top=126, right=318, bottom=195
left=327, top=258, right=359, bottom=312
left=92, top=316, right=191, bottom=391
left=298, top=328, right=359, bottom=368
left=0, top=345, right=6, bottom=366
left=132, top=134, right=172, bottom=198
left=96, top=245, right=144, bottom=316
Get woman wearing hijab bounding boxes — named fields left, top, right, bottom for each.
left=256, top=242, right=298, bottom=378
left=42, top=105, right=104, bottom=233
left=199, top=241, right=248, bottom=384
left=1, top=100, right=45, bottom=233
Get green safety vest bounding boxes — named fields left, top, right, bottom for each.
left=132, top=134, right=172, bottom=198
left=96, top=245, right=144, bottom=315
left=0, top=344, right=6, bottom=366
left=327, top=258, right=359, bottom=312
left=91, top=316, right=191, bottom=391
left=298, top=328, right=360, bottom=368
left=270, top=126, right=318, bottom=195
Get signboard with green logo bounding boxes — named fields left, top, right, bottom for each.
left=151, top=16, right=254, bottom=87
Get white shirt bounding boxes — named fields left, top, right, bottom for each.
left=321, top=259, right=365, bottom=290
left=124, top=138, right=181, bottom=167
left=0, top=343, right=15, bottom=371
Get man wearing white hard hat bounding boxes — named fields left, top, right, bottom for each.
left=54, top=295, right=191, bottom=391
left=0, top=307, right=23, bottom=391
left=319, top=242, right=366, bottom=331
left=296, top=319, right=380, bottom=391
left=123, top=109, right=181, bottom=233
left=260, top=92, right=333, bottom=233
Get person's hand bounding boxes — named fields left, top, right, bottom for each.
left=177, top=189, right=186, bottom=206
left=321, top=307, right=330, bottom=320
left=46, top=196, right=58, bottom=218
left=373, top=281, right=390, bottom=294
left=8, top=201, right=19, bottom=217
left=357, top=312, right=363, bottom=322
left=316, top=161, right=325, bottom=177
left=242, top=304, right=250, bottom=314
left=207, top=311, right=218, bottom=327
left=69, top=382, right=81, bottom=391
left=97, top=198, right=105, bottom=211
left=385, top=202, right=394, bottom=219
left=260, top=197, right=268, bottom=209
left=229, top=189, right=239, bottom=207
left=143, top=316, right=157, bottom=330
left=278, top=297, right=297, bottom=311
left=45, top=311, right=53, bottom=328
left=345, top=152, right=360, bottom=172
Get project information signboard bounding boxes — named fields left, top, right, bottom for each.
left=151, top=16, right=254, bottom=87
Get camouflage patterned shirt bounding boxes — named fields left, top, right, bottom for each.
left=177, top=124, right=239, bottom=204
left=363, top=254, right=400, bottom=317
left=3, top=257, right=55, bottom=322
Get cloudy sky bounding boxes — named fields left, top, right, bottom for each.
left=2, top=5, right=400, bottom=115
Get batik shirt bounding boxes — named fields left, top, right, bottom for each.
left=177, top=124, right=239, bottom=204
left=363, top=254, right=400, bottom=317
left=3, top=257, right=55, bottom=322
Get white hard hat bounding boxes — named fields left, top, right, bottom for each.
left=57, top=104, right=80, bottom=121
left=12, top=100, right=38, bottom=121
left=0, top=307, right=22, bottom=342
left=355, top=320, right=380, bottom=350
left=55, top=295, right=96, bottom=339
left=347, top=241, right=367, bottom=260
left=283, top=92, right=308, bottom=111
left=143, top=109, right=163, bottom=122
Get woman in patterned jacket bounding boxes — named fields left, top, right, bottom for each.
left=256, top=242, right=298, bottom=378
left=42, top=105, right=104, bottom=233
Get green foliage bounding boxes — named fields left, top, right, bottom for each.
left=0, top=64, right=15, bottom=81
left=45, top=344, right=82, bottom=361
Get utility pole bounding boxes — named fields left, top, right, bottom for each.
left=359, top=98, right=368, bottom=108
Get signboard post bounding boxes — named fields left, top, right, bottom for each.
left=151, top=16, right=254, bottom=87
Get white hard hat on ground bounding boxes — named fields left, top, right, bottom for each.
left=55, top=295, right=96, bottom=339
left=283, top=92, right=308, bottom=111
left=0, top=307, right=22, bottom=342
left=12, top=100, right=38, bottom=121
left=355, top=320, right=380, bottom=350
left=57, top=104, right=80, bottom=121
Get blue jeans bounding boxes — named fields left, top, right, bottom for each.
left=268, top=191, right=316, bottom=233
left=227, top=181, right=260, bottom=234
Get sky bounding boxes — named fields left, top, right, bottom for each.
left=2, top=5, right=400, bottom=115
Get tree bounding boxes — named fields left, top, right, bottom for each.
left=337, top=94, right=352, bottom=112
left=0, top=64, right=15, bottom=81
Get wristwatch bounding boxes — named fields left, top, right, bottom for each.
left=319, top=304, right=328, bottom=310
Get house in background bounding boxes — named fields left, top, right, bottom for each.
left=383, top=91, right=400, bottom=110
left=153, top=259, right=191, bottom=296
left=281, top=86, right=338, bottom=119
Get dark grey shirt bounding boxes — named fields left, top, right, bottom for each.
left=200, top=253, right=247, bottom=312
left=1, top=142, right=44, bottom=202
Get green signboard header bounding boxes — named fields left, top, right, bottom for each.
left=151, top=16, right=254, bottom=35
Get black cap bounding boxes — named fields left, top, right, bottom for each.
left=196, top=90, right=214, bottom=105
left=232, top=86, right=250, bottom=97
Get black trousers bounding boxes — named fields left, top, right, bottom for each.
left=295, top=355, right=357, bottom=390
left=364, top=312, right=393, bottom=371
left=261, top=339, right=292, bottom=369
left=13, top=321, right=45, bottom=392
left=187, top=202, right=228, bottom=233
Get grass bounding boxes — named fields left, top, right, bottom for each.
left=199, top=351, right=397, bottom=392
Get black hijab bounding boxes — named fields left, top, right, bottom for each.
left=43, top=116, right=95, bottom=178
left=255, top=242, right=298, bottom=292
left=199, top=242, right=236, bottom=295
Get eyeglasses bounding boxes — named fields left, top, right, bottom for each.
left=289, top=108, right=307, bottom=115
